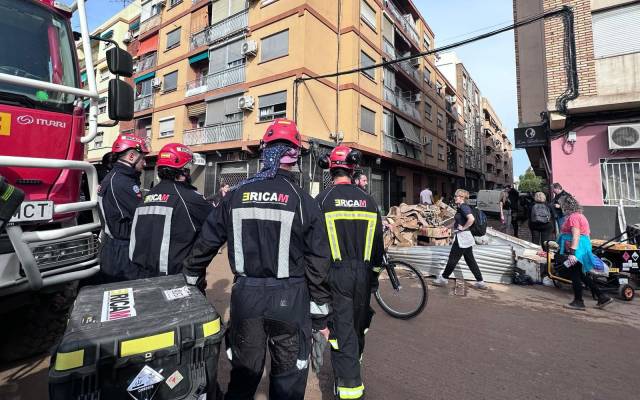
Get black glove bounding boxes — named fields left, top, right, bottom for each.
left=311, top=329, right=328, bottom=374
left=370, top=266, right=382, bottom=294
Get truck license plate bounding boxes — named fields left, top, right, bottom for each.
left=619, top=278, right=629, bottom=285
left=10, top=201, right=53, bottom=223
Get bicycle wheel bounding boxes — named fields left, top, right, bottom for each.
left=375, top=261, right=427, bottom=319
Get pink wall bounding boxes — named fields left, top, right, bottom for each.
left=550, top=125, right=640, bottom=206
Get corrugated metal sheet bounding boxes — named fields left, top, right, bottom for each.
left=388, top=245, right=514, bottom=284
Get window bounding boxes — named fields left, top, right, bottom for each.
left=94, top=131, right=104, bottom=149
left=261, top=30, right=289, bottom=62
left=436, top=112, right=444, bottom=128
left=360, top=0, right=376, bottom=30
left=258, top=91, right=287, bottom=121
left=166, top=27, right=181, bottom=50
left=424, top=67, right=432, bottom=85
left=209, top=40, right=245, bottom=73
left=137, top=78, right=153, bottom=98
left=163, top=70, right=178, bottom=92
left=600, top=159, right=640, bottom=205
left=437, top=144, right=445, bottom=161
left=169, top=0, right=182, bottom=7
left=100, top=67, right=109, bottom=82
left=424, top=136, right=433, bottom=155
left=360, top=106, right=375, bottom=134
left=436, top=81, right=443, bottom=96
left=360, top=51, right=376, bottom=80
left=592, top=3, right=640, bottom=59
left=205, top=95, right=243, bottom=126
left=159, top=117, right=175, bottom=137
left=98, top=97, right=107, bottom=114
left=425, top=101, right=432, bottom=121
left=423, top=34, right=431, bottom=50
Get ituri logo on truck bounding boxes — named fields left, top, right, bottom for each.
left=16, top=114, right=66, bottom=128
left=16, top=115, right=34, bottom=125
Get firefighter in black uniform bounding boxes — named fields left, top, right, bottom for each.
left=316, top=146, right=384, bottom=400
left=97, top=135, right=149, bottom=283
left=129, top=143, right=212, bottom=277
left=182, top=118, right=332, bottom=400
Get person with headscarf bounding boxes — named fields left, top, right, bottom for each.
left=182, top=118, right=332, bottom=400
left=558, top=196, right=613, bottom=310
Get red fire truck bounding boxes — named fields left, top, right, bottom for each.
left=0, top=0, right=133, bottom=360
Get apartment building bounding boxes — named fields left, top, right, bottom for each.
left=77, top=0, right=142, bottom=162
left=437, top=52, right=495, bottom=192
left=482, top=97, right=513, bottom=188
left=514, top=0, right=640, bottom=206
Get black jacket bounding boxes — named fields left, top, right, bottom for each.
left=97, top=162, right=142, bottom=240
left=129, top=179, right=212, bottom=277
left=316, top=183, right=384, bottom=268
left=183, top=170, right=332, bottom=321
left=552, top=190, right=571, bottom=219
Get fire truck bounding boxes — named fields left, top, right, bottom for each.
left=0, top=0, right=134, bottom=360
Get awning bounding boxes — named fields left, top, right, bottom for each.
left=100, top=30, right=113, bottom=39
left=395, top=116, right=421, bottom=145
left=187, top=102, right=206, bottom=117
left=189, top=51, right=209, bottom=64
left=137, top=34, right=159, bottom=57
left=134, top=71, right=155, bottom=84
left=129, top=19, right=140, bottom=31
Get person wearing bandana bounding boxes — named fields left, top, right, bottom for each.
left=183, top=118, right=332, bottom=400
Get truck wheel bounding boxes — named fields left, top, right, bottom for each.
left=619, top=284, right=634, bottom=301
left=0, top=283, right=77, bottom=362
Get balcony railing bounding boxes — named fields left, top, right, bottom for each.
left=383, top=135, right=420, bottom=160
left=383, top=86, right=420, bottom=121
left=385, top=0, right=420, bottom=46
left=140, top=13, right=161, bottom=35
left=446, top=130, right=457, bottom=143
left=185, top=65, right=246, bottom=97
left=184, top=121, right=243, bottom=145
left=396, top=59, right=421, bottom=83
left=190, top=10, right=248, bottom=49
left=134, top=94, right=154, bottom=112
left=135, top=52, right=157, bottom=73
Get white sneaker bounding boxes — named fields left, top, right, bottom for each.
left=542, top=277, right=554, bottom=287
left=473, top=281, right=488, bottom=290
left=432, top=276, right=448, bottom=286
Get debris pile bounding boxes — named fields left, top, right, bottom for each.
left=383, top=201, right=456, bottom=248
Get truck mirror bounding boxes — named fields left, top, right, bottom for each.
left=108, top=79, right=134, bottom=121
left=106, top=47, right=133, bottom=77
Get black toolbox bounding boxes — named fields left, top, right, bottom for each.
left=49, top=275, right=224, bottom=400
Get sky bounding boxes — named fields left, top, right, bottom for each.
left=70, top=0, right=530, bottom=180
left=416, top=0, right=530, bottom=180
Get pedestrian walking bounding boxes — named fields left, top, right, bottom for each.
left=420, top=186, right=434, bottom=205
left=433, top=189, right=488, bottom=290
left=499, top=184, right=520, bottom=237
left=528, top=192, right=554, bottom=284
left=551, top=182, right=572, bottom=230
left=316, top=146, right=385, bottom=400
left=97, top=135, right=149, bottom=283
left=353, top=172, right=368, bottom=192
left=129, top=143, right=212, bottom=278
left=559, top=196, right=613, bottom=310
left=182, top=118, right=332, bottom=400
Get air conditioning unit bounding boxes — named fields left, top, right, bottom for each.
left=409, top=58, right=420, bottom=68
left=123, top=31, right=133, bottom=44
left=151, top=77, right=162, bottom=89
left=157, top=0, right=167, bottom=8
left=241, top=40, right=258, bottom=57
left=412, top=93, right=422, bottom=103
left=238, top=95, right=255, bottom=110
left=608, top=124, right=640, bottom=150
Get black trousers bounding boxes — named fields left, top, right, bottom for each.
left=98, top=237, right=138, bottom=283
left=225, top=277, right=311, bottom=400
left=442, top=238, right=483, bottom=281
left=569, top=262, right=603, bottom=302
left=328, top=261, right=374, bottom=399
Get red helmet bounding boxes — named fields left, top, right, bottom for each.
left=157, top=143, right=194, bottom=169
left=262, top=118, right=301, bottom=148
left=318, top=145, right=362, bottom=170
left=111, top=135, right=149, bottom=154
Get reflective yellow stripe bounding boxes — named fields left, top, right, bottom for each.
left=372, top=266, right=383, bottom=273
left=203, top=318, right=221, bottom=337
left=324, top=211, right=377, bottom=261
left=54, top=349, right=84, bottom=371
left=338, top=384, right=365, bottom=399
left=120, top=331, right=175, bottom=357
left=329, top=339, right=339, bottom=350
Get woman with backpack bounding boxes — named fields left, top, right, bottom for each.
left=433, top=189, right=488, bottom=290
left=528, top=192, right=554, bottom=284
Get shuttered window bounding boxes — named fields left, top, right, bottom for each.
left=205, top=95, right=242, bottom=126
left=261, top=30, right=289, bottom=62
left=159, top=118, right=175, bottom=138
left=592, top=3, right=640, bottom=59
left=360, top=0, right=376, bottom=30
left=360, top=51, right=376, bottom=80
left=259, top=91, right=287, bottom=121
left=208, top=39, right=244, bottom=73
left=163, top=71, right=178, bottom=92
left=425, top=101, right=432, bottom=121
left=382, top=15, right=393, bottom=41
left=360, top=106, right=376, bottom=134
left=166, top=27, right=181, bottom=50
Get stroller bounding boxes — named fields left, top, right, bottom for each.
left=544, top=224, right=640, bottom=301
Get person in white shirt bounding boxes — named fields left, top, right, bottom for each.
left=420, top=187, right=433, bottom=205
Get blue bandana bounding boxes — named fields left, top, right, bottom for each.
left=233, top=143, right=292, bottom=189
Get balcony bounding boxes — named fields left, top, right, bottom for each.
left=135, top=52, right=157, bottom=73
left=383, top=135, right=420, bottom=160
left=185, top=65, right=246, bottom=97
left=184, top=121, right=243, bottom=145
left=134, top=94, right=154, bottom=112
left=191, top=10, right=248, bottom=49
left=385, top=0, right=420, bottom=47
left=446, top=129, right=457, bottom=144
left=140, top=13, right=161, bottom=35
left=383, top=86, right=420, bottom=121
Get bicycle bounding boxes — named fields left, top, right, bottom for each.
left=374, top=253, right=428, bottom=319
